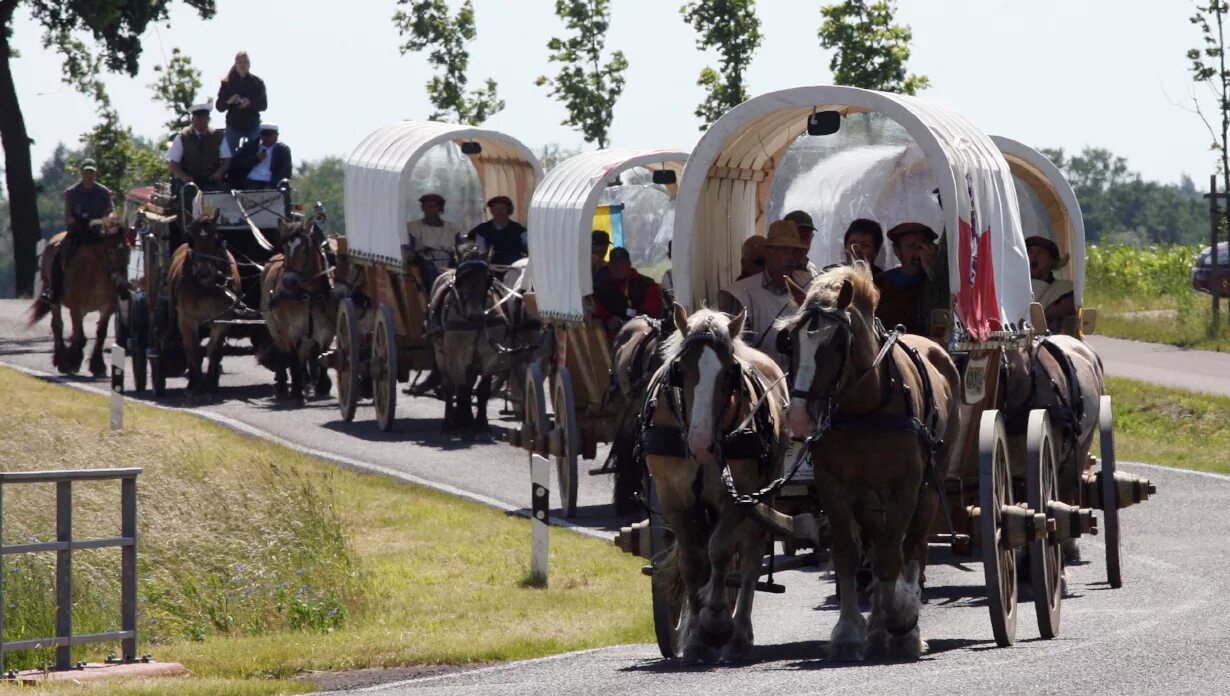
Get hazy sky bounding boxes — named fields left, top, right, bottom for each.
left=4, top=0, right=1216, bottom=185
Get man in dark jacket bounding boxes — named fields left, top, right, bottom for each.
left=231, top=123, right=292, bottom=189
left=466, top=196, right=527, bottom=266
left=45, top=159, right=114, bottom=303
left=593, top=247, right=664, bottom=338
left=215, top=51, right=268, bottom=152
left=168, top=103, right=231, bottom=191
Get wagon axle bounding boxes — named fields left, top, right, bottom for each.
left=1082, top=470, right=1156, bottom=510
left=967, top=503, right=1049, bottom=551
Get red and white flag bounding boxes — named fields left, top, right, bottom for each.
left=955, top=174, right=1000, bottom=341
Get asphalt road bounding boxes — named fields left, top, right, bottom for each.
left=1086, top=335, right=1230, bottom=397
left=2, top=300, right=1227, bottom=695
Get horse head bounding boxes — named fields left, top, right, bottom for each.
left=779, top=263, right=879, bottom=438
left=277, top=218, right=329, bottom=295
left=662, top=305, right=747, bottom=465
left=187, top=209, right=230, bottom=287
left=451, top=244, right=495, bottom=325
left=92, top=215, right=131, bottom=275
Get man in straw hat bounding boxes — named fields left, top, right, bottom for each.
left=783, top=209, right=821, bottom=279
left=737, top=235, right=766, bottom=280
left=719, top=219, right=810, bottom=367
left=1026, top=235, right=1076, bottom=333
left=167, top=101, right=232, bottom=191
left=875, top=222, right=938, bottom=335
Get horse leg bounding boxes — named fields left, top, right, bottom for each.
left=65, top=307, right=87, bottom=374
left=289, top=350, right=305, bottom=402
left=612, top=428, right=640, bottom=516
left=50, top=303, right=66, bottom=371
left=823, top=486, right=869, bottom=661
left=274, top=353, right=289, bottom=400
left=89, top=306, right=112, bottom=377
left=204, top=324, right=227, bottom=395
left=180, top=317, right=202, bottom=398
left=871, top=481, right=925, bottom=660
left=473, top=374, right=492, bottom=432
left=721, top=516, right=766, bottom=663
left=441, top=387, right=456, bottom=433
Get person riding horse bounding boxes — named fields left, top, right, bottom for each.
left=44, top=159, right=116, bottom=305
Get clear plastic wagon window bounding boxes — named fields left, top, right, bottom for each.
left=403, top=142, right=485, bottom=236
left=596, top=167, right=675, bottom=282
left=765, top=111, right=942, bottom=271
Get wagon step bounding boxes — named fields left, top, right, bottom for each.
left=208, top=318, right=267, bottom=326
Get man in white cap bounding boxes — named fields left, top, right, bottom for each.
left=232, top=122, right=292, bottom=190
left=168, top=102, right=231, bottom=191
left=719, top=219, right=811, bottom=367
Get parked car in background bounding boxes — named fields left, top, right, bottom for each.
left=1192, top=241, right=1230, bottom=294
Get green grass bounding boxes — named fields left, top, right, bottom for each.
left=1086, top=243, right=1230, bottom=351
left=1109, top=376, right=1230, bottom=475
left=0, top=368, right=651, bottom=694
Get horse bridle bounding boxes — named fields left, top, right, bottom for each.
left=664, top=330, right=746, bottom=438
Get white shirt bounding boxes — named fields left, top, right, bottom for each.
left=166, top=129, right=232, bottom=163
left=724, top=271, right=797, bottom=368
left=247, top=144, right=274, bottom=182
left=404, top=218, right=461, bottom=265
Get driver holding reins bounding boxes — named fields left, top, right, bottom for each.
left=719, top=219, right=810, bottom=368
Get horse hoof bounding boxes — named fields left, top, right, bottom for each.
left=888, top=631, right=926, bottom=660
left=680, top=643, right=716, bottom=665
left=274, top=384, right=289, bottom=400
left=718, top=637, right=754, bottom=664
left=697, top=611, right=734, bottom=648
left=827, top=640, right=866, bottom=662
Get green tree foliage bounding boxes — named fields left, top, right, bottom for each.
left=681, top=0, right=762, bottom=129
left=818, top=0, right=929, bottom=94
left=1041, top=146, right=1206, bottom=245
left=538, top=142, right=583, bottom=172
left=394, top=0, right=503, bottom=125
left=536, top=0, right=629, bottom=149
left=150, top=47, right=203, bottom=137
left=293, top=157, right=346, bottom=235
left=0, top=0, right=217, bottom=296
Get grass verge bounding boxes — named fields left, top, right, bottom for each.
left=0, top=368, right=650, bottom=694
left=1109, top=376, right=1230, bottom=475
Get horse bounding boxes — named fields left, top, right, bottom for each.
left=259, top=217, right=336, bottom=401
left=645, top=305, right=789, bottom=663
left=607, top=315, right=668, bottom=514
left=168, top=210, right=243, bottom=398
left=429, top=246, right=511, bottom=435
left=28, top=216, right=130, bottom=376
left=1003, top=333, right=1106, bottom=561
left=778, top=263, right=962, bottom=661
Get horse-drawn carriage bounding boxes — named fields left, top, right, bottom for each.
left=331, top=121, right=542, bottom=431
left=613, top=85, right=1157, bottom=660
left=118, top=181, right=291, bottom=395
left=509, top=149, right=688, bottom=518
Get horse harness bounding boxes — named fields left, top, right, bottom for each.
left=433, top=259, right=536, bottom=357
left=1002, top=337, right=1084, bottom=442
left=635, top=329, right=784, bottom=509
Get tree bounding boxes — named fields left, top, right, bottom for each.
left=536, top=0, right=629, bottom=149
left=818, top=0, right=929, bottom=94
left=538, top=142, right=583, bottom=172
left=0, top=0, right=217, bottom=296
left=394, top=0, right=503, bottom=125
left=294, top=157, right=346, bottom=236
left=681, top=0, right=762, bottom=129
left=150, top=47, right=203, bottom=137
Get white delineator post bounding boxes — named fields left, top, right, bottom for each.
left=531, top=453, right=550, bottom=584
left=110, top=344, right=125, bottom=431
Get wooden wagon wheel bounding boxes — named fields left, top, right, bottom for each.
left=648, top=477, right=685, bottom=658
left=552, top=367, right=580, bottom=518
left=335, top=298, right=362, bottom=422
left=1098, top=394, right=1122, bottom=589
left=1026, top=409, right=1063, bottom=639
left=979, top=409, right=1018, bottom=647
left=523, top=362, right=549, bottom=451
left=372, top=304, right=398, bottom=432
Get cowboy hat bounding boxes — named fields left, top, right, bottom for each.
left=1025, top=235, right=1069, bottom=269
left=763, top=220, right=809, bottom=249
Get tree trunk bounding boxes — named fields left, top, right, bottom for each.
left=0, top=8, right=43, bottom=298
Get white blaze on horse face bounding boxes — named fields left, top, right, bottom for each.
left=687, top=347, right=722, bottom=465
left=786, top=319, right=837, bottom=436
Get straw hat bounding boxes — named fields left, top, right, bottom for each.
left=763, top=220, right=809, bottom=249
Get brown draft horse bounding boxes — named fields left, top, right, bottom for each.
left=28, top=216, right=130, bottom=376
left=607, top=315, right=667, bottom=514
left=1003, top=333, right=1105, bottom=560
left=259, top=218, right=336, bottom=401
left=168, top=210, right=243, bottom=397
left=779, top=263, right=962, bottom=661
left=647, top=306, right=789, bottom=663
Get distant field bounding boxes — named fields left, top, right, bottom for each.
left=1085, top=244, right=1230, bottom=351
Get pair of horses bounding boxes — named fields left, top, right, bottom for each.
left=646, top=262, right=1105, bottom=663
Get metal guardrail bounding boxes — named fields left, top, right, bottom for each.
left=0, top=468, right=141, bottom=670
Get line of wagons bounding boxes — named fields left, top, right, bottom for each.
left=110, top=84, right=1158, bottom=658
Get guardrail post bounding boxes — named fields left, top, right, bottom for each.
left=55, top=482, right=72, bottom=670
left=1, top=481, right=5, bottom=671
left=530, top=454, right=549, bottom=586
left=110, top=344, right=125, bottom=431
left=121, top=477, right=137, bottom=661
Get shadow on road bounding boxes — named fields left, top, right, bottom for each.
left=619, top=636, right=990, bottom=673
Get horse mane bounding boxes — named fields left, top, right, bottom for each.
left=659, top=307, right=756, bottom=365
left=777, top=262, right=879, bottom=334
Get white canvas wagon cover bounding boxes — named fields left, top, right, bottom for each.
left=528, top=148, right=688, bottom=321
left=674, top=85, right=1033, bottom=341
left=343, top=120, right=543, bottom=264
left=992, top=135, right=1086, bottom=307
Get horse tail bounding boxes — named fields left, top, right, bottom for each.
left=27, top=296, right=52, bottom=326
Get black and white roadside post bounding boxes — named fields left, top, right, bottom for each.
left=531, top=453, right=550, bottom=585
left=110, top=344, right=124, bottom=431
